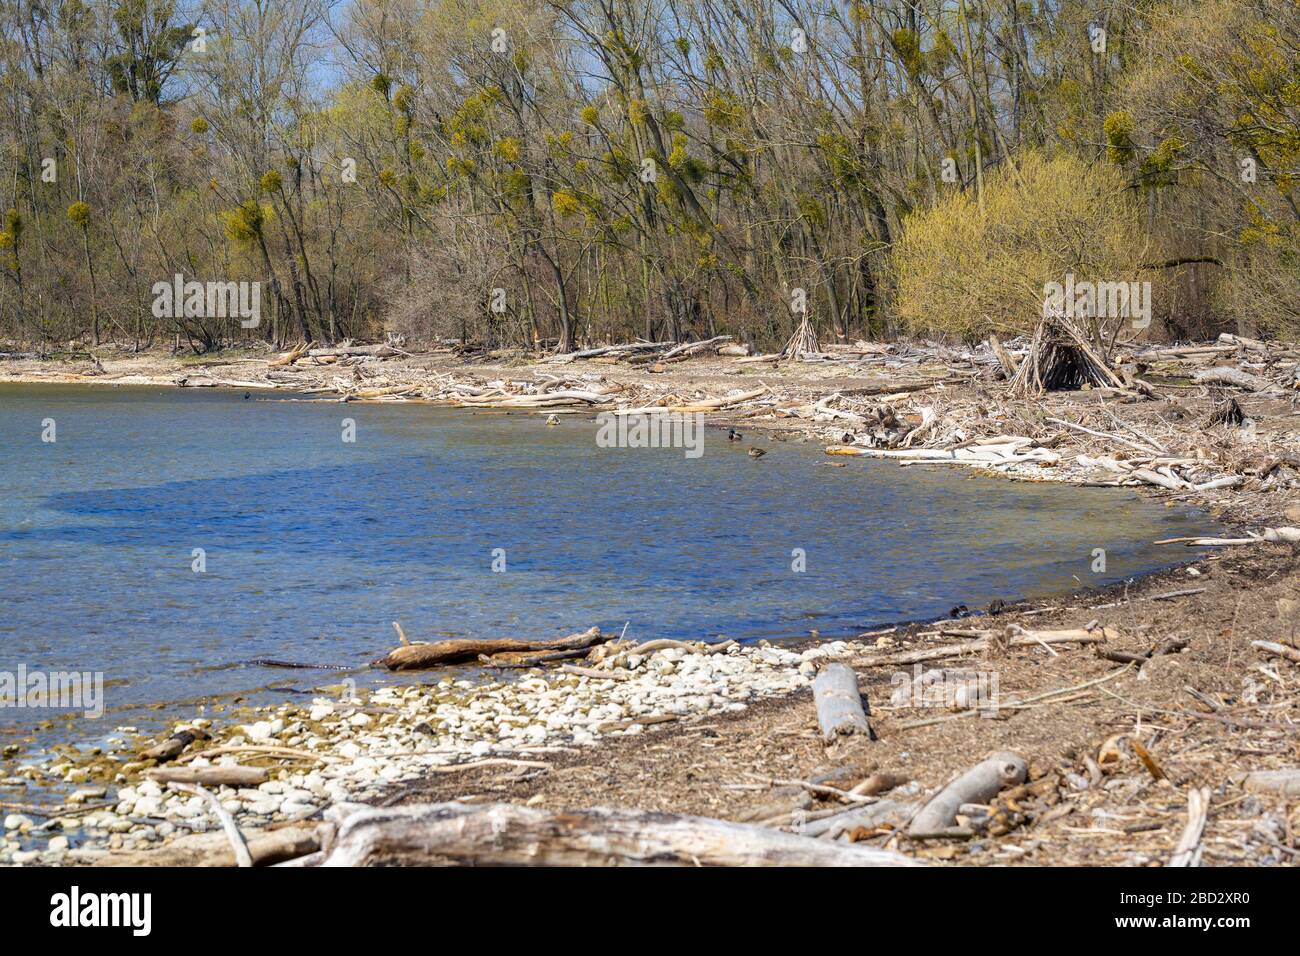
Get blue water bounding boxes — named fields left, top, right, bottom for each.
left=0, top=383, right=1215, bottom=734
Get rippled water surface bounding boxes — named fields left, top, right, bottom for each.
left=0, top=383, right=1216, bottom=736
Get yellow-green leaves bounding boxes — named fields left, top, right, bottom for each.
left=552, top=189, right=580, bottom=216
left=224, top=201, right=265, bottom=242
left=494, top=137, right=522, bottom=163
left=1103, top=111, right=1136, bottom=165
left=66, top=201, right=90, bottom=227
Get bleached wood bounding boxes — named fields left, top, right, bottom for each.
left=317, top=802, right=920, bottom=867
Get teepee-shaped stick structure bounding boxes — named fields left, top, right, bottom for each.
left=781, top=313, right=820, bottom=359
left=1007, top=310, right=1125, bottom=397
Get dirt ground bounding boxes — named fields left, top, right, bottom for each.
left=4, top=341, right=1299, bottom=866
left=383, top=544, right=1300, bottom=865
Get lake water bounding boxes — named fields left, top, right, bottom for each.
left=0, top=383, right=1214, bottom=741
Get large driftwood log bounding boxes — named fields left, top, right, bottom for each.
left=95, top=824, right=321, bottom=867
left=317, top=802, right=920, bottom=867
left=375, top=626, right=608, bottom=670
left=908, top=751, right=1028, bottom=836
left=813, top=664, right=872, bottom=742
left=145, top=765, right=268, bottom=787
left=1192, top=366, right=1264, bottom=391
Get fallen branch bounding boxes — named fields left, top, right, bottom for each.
left=145, top=765, right=268, bottom=787
left=908, top=751, right=1028, bottom=836
left=167, top=782, right=253, bottom=867
left=1253, top=641, right=1300, bottom=664
left=1168, top=787, right=1211, bottom=868
left=1242, top=769, right=1300, bottom=797
left=375, top=625, right=608, bottom=670
left=864, top=627, right=1116, bottom=667
left=316, top=802, right=920, bottom=866
left=95, top=824, right=321, bottom=867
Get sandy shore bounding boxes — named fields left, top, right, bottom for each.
left=2, top=341, right=1298, bottom=866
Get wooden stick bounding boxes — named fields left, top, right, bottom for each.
left=1253, top=641, right=1300, bottom=664
left=1168, top=787, right=1211, bottom=867
left=177, top=745, right=339, bottom=765
left=863, top=627, right=1115, bottom=667
left=167, top=782, right=254, bottom=867
left=425, top=758, right=549, bottom=774
left=560, top=664, right=632, bottom=681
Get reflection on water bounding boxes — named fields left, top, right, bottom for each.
left=0, top=383, right=1216, bottom=737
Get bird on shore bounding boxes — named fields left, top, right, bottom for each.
left=748, top=446, right=766, bottom=459
left=727, top=428, right=743, bottom=441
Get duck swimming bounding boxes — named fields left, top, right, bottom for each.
left=727, top=428, right=743, bottom=441
left=748, top=446, right=766, bottom=458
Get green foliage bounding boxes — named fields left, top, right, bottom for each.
left=1103, top=111, right=1136, bottom=164
left=224, top=201, right=265, bottom=243
left=893, top=151, right=1148, bottom=340
left=67, top=202, right=91, bottom=227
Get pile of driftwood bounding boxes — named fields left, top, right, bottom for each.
left=826, top=435, right=1060, bottom=472
left=1110, top=333, right=1300, bottom=406
left=1008, top=313, right=1126, bottom=397
left=270, top=340, right=406, bottom=367
left=546, top=336, right=735, bottom=364
left=446, top=381, right=623, bottom=411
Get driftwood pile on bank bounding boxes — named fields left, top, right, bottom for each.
left=1008, top=313, right=1126, bottom=397
left=545, top=336, right=736, bottom=364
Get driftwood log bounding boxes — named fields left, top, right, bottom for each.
left=375, top=626, right=609, bottom=670
left=1242, top=769, right=1300, bottom=797
left=813, top=663, right=872, bottom=742
left=95, top=824, right=321, bottom=867
left=316, top=802, right=920, bottom=867
left=145, top=765, right=268, bottom=787
left=140, top=729, right=203, bottom=762
left=908, top=751, right=1028, bottom=836
left=1192, top=366, right=1264, bottom=391
left=801, top=799, right=919, bottom=839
